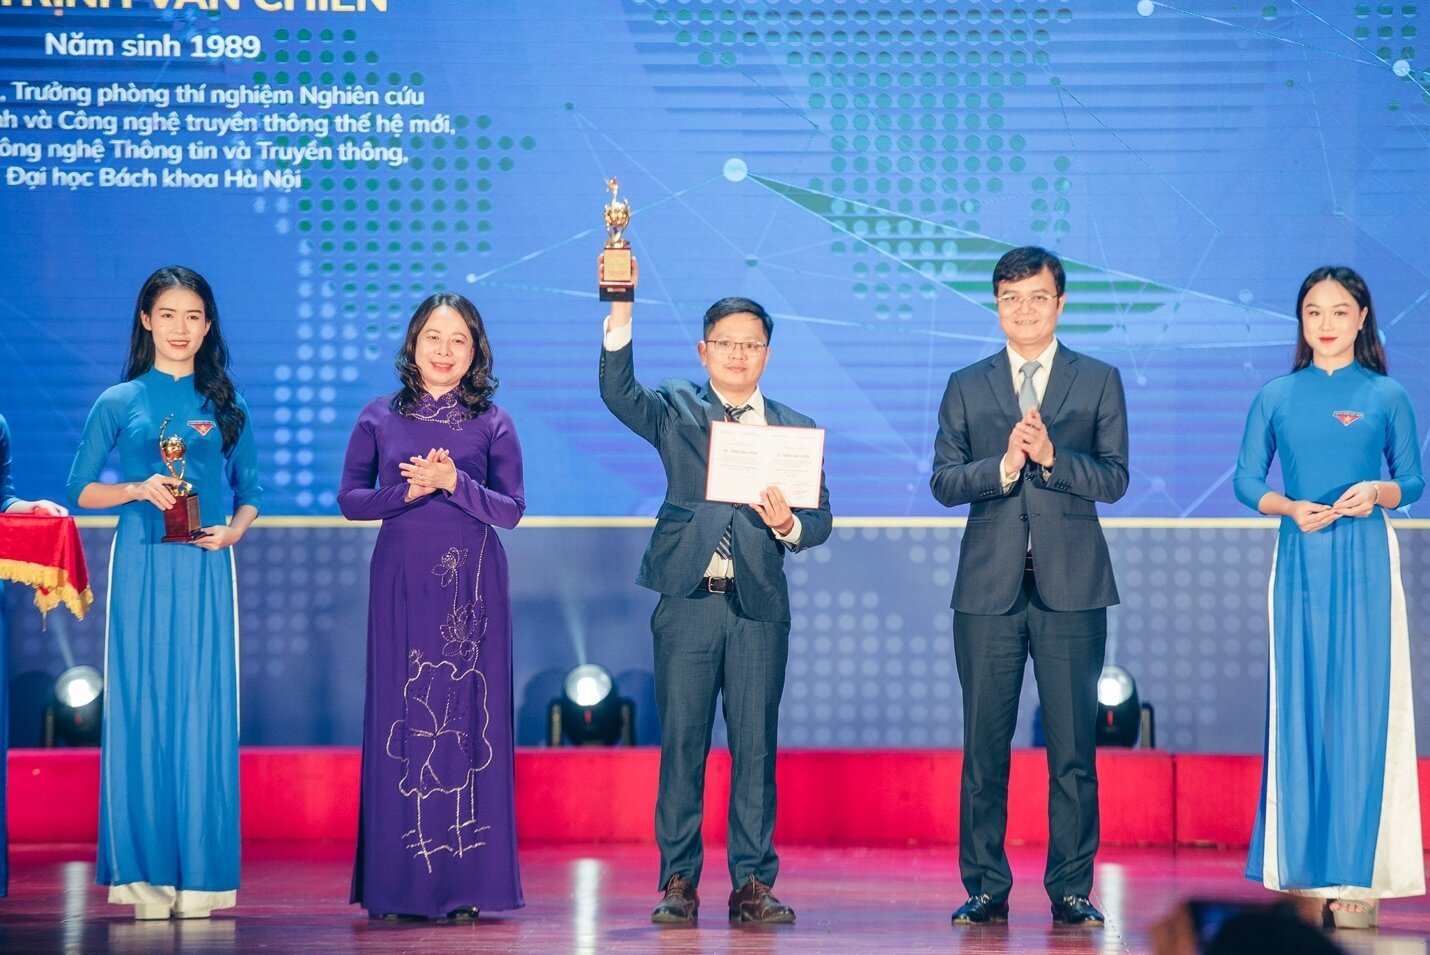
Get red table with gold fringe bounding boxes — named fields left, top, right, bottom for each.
left=0, top=515, right=92, bottom=620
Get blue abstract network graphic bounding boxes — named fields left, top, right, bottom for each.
left=1, top=1, right=1425, bottom=518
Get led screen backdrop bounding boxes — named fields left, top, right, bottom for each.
left=0, top=1, right=1426, bottom=518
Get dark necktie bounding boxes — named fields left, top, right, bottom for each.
left=714, top=403, right=752, bottom=561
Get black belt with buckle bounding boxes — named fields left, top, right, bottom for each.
left=699, top=576, right=735, bottom=595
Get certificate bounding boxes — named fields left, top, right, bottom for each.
left=705, top=420, right=825, bottom=510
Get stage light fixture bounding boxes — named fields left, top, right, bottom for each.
left=1096, top=664, right=1142, bottom=747
left=567, top=664, right=612, bottom=709
left=548, top=664, right=635, bottom=746
left=44, top=664, right=104, bottom=747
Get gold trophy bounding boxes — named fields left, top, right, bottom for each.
left=158, top=415, right=203, bottom=543
left=599, top=177, right=634, bottom=302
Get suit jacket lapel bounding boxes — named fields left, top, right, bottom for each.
left=1039, top=347, right=1077, bottom=424
left=699, top=381, right=724, bottom=428
left=984, top=351, right=1021, bottom=425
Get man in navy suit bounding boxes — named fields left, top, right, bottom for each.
left=931, top=247, right=1128, bottom=927
left=599, top=258, right=832, bottom=925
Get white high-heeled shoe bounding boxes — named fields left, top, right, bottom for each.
left=1328, top=898, right=1379, bottom=929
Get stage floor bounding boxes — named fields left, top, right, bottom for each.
left=1, top=843, right=1426, bottom=954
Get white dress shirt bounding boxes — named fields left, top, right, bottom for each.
left=1008, top=339, right=1058, bottom=409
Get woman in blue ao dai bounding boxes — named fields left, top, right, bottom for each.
left=67, top=267, right=261, bottom=920
left=0, top=414, right=68, bottom=897
left=341, top=293, right=525, bottom=920
left=1233, top=266, right=1424, bottom=930
left=1, top=415, right=69, bottom=519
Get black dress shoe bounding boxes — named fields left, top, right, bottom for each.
left=652, top=874, right=699, bottom=924
left=445, top=906, right=480, bottom=921
left=952, top=893, right=1009, bottom=924
left=728, top=876, right=795, bottom=923
left=1051, top=895, right=1105, bottom=926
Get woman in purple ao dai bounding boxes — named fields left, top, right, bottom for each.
left=339, top=293, right=525, bottom=920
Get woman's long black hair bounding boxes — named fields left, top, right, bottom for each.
left=123, top=266, right=246, bottom=454
left=391, top=292, right=497, bottom=417
left=1292, top=265, right=1387, bottom=375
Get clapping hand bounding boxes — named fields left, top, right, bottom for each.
left=1002, top=420, right=1029, bottom=475
left=1004, top=408, right=1055, bottom=476
left=1013, top=408, right=1054, bottom=468
left=400, top=448, right=458, bottom=501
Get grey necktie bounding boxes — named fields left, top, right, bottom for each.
left=714, top=404, right=752, bottom=561
left=1018, top=360, right=1041, bottom=415
left=1017, top=362, right=1040, bottom=554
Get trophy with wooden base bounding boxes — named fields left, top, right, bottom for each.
left=599, top=177, right=634, bottom=302
left=158, top=415, right=203, bottom=543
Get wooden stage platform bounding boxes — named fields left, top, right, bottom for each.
left=5, top=749, right=1430, bottom=952
left=3, top=843, right=1428, bottom=953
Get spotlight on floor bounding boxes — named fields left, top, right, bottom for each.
left=1096, top=664, right=1147, bottom=748
left=43, top=665, right=103, bottom=747
left=548, top=664, right=635, bottom=746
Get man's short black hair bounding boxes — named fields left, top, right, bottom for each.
left=702, top=297, right=773, bottom=342
left=992, top=246, right=1066, bottom=297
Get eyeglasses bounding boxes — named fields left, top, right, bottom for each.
left=996, top=291, right=1059, bottom=309
left=704, top=340, right=768, bottom=355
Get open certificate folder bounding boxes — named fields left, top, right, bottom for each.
left=705, top=420, right=825, bottom=510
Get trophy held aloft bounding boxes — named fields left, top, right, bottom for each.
left=158, top=415, right=203, bottom=543
left=599, top=177, right=635, bottom=302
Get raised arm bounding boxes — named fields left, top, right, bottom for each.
left=597, top=254, right=671, bottom=446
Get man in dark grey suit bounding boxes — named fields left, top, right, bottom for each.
left=931, top=246, right=1128, bottom=927
left=599, top=258, right=832, bottom=925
